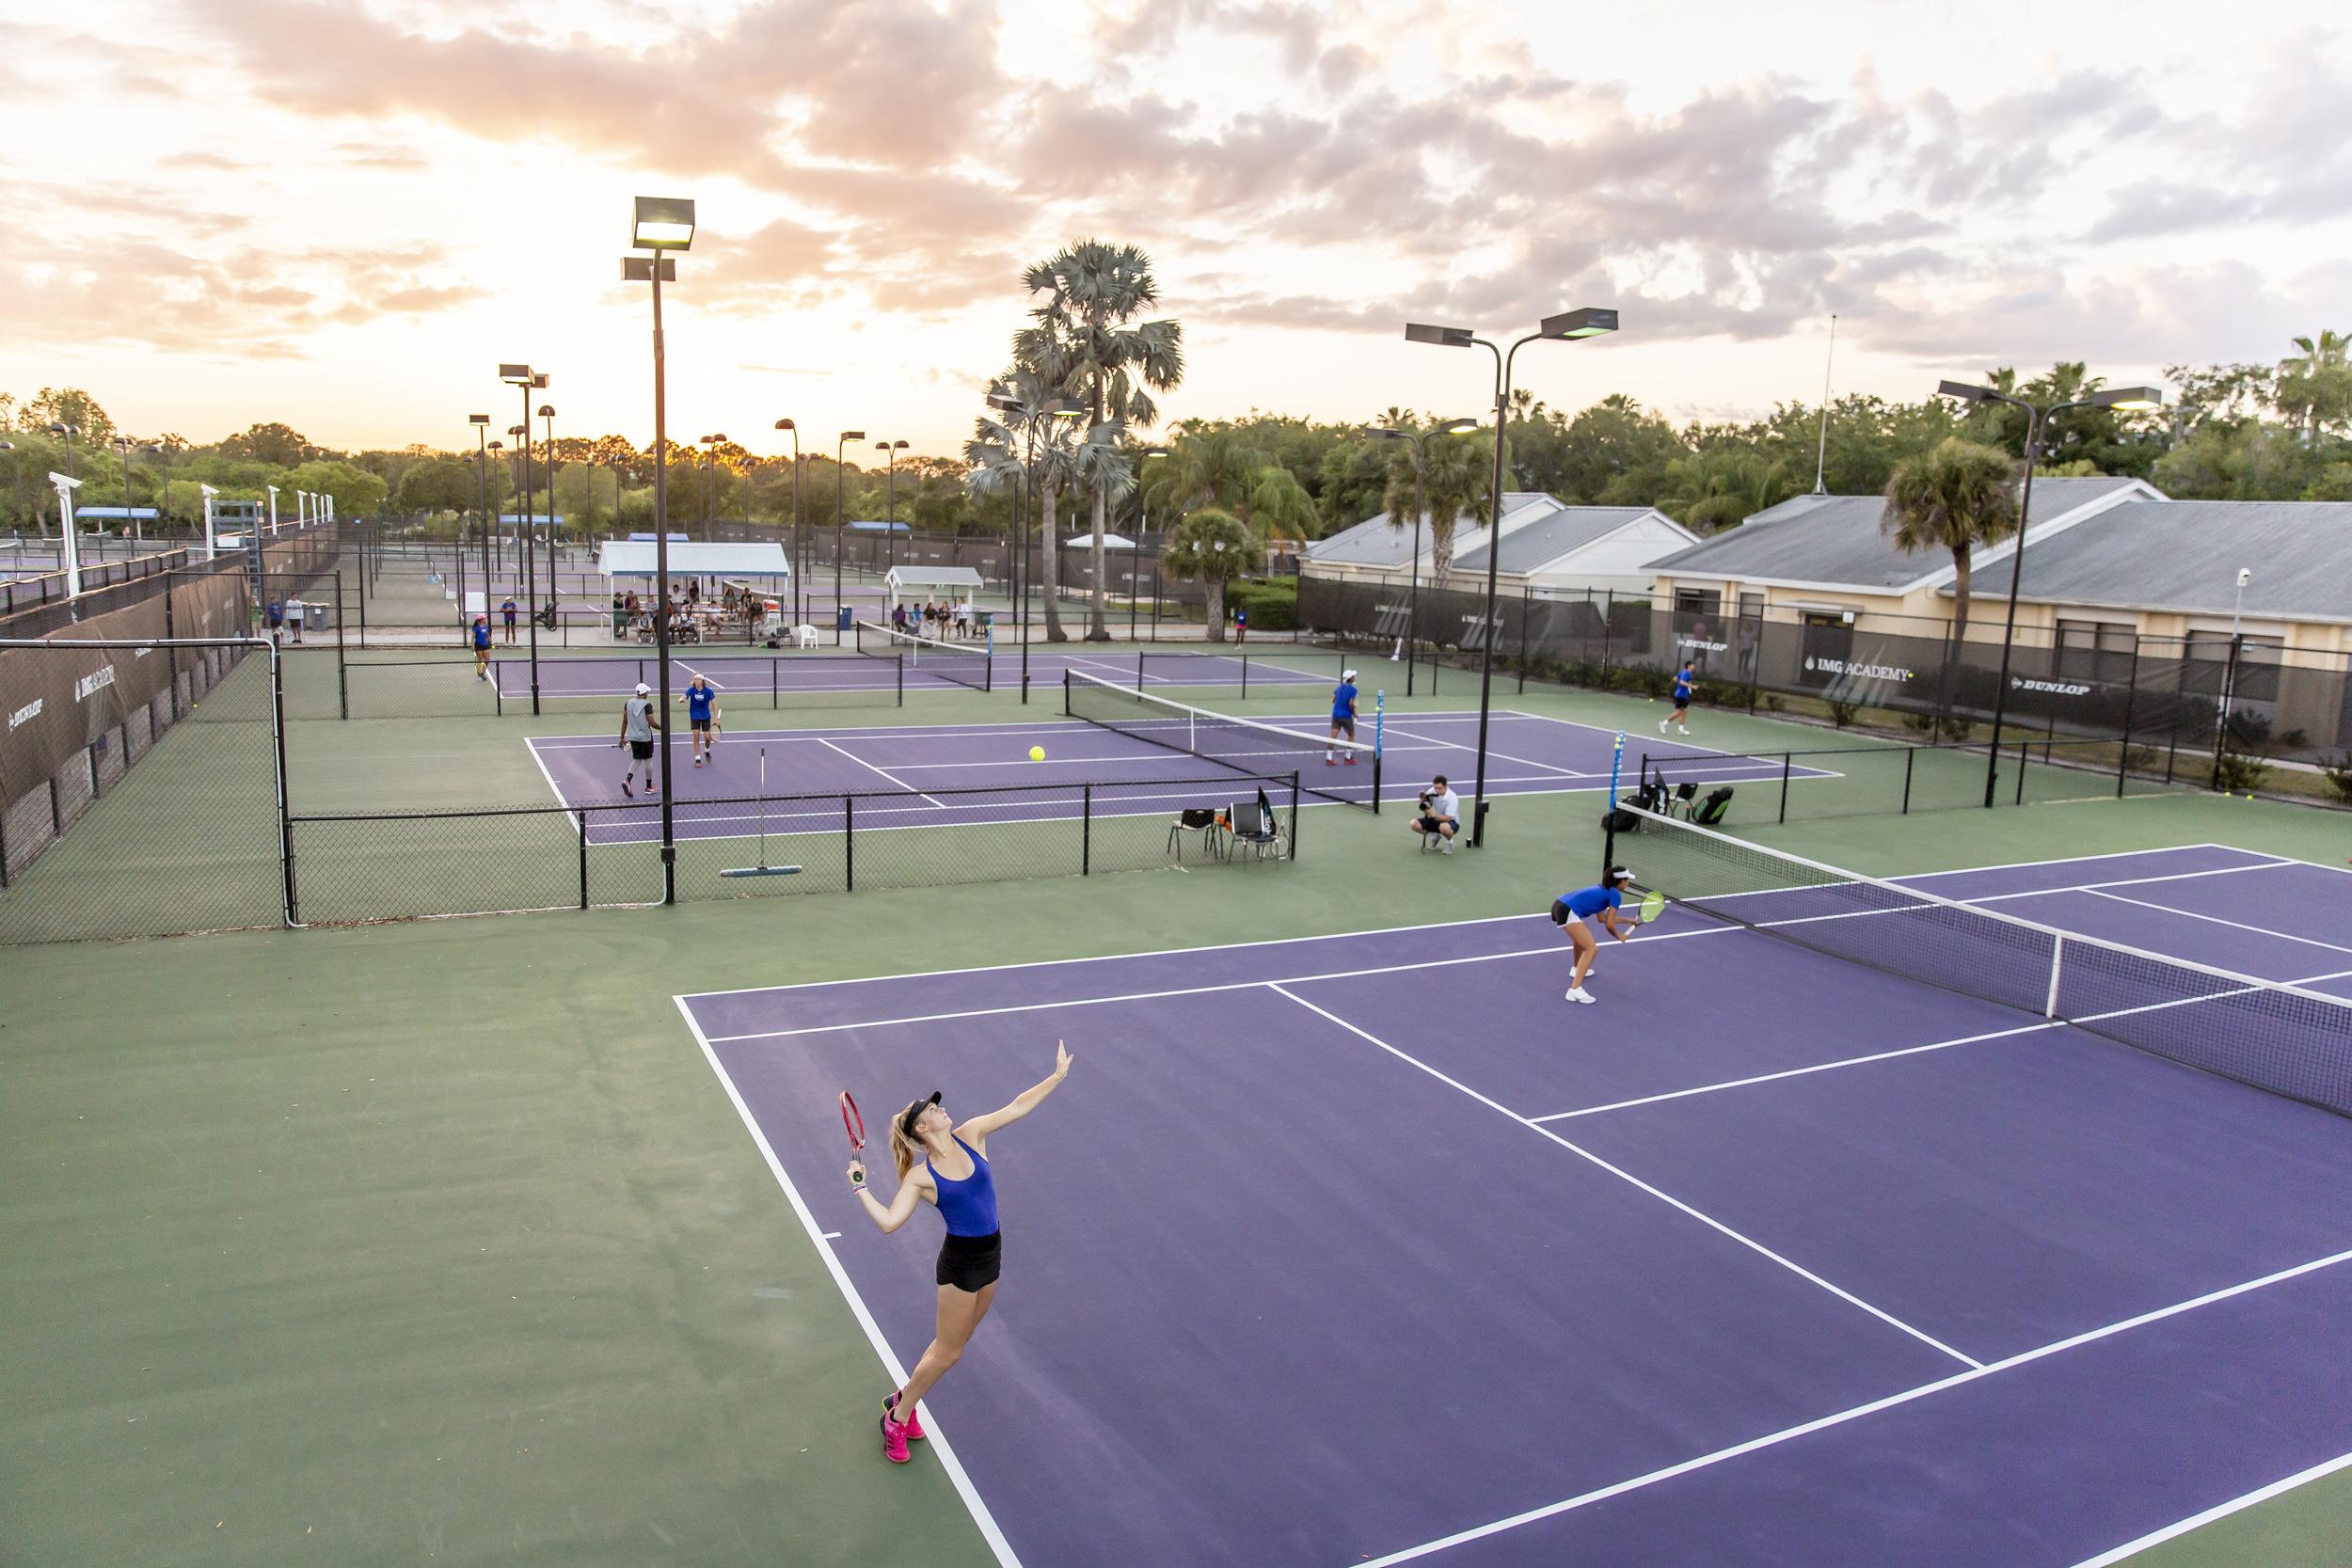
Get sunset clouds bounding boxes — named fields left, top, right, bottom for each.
left=2, top=1, right=2346, bottom=454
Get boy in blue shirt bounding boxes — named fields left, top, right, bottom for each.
left=1661, top=660, right=1695, bottom=736
left=1327, top=668, right=1360, bottom=767
left=1550, top=867, right=1635, bottom=1005
left=682, top=675, right=718, bottom=766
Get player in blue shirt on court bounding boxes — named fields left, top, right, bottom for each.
left=681, top=674, right=718, bottom=767
left=1327, top=668, right=1360, bottom=767
left=1550, top=867, right=1636, bottom=1005
left=1661, top=659, right=1695, bottom=736
left=471, top=616, right=492, bottom=682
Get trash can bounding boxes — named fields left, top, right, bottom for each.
left=305, top=601, right=329, bottom=630
left=836, top=604, right=854, bottom=632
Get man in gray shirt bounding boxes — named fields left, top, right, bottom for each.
left=617, top=680, right=661, bottom=798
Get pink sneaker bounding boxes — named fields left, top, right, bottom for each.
left=884, top=1391, right=926, bottom=1441
left=880, top=1411, right=912, bottom=1464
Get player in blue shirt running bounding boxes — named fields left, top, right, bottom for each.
left=1327, top=668, right=1360, bottom=768
left=1550, top=867, right=1636, bottom=1005
left=1661, top=659, right=1695, bottom=736
left=681, top=675, right=718, bottom=767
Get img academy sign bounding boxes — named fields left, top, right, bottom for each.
left=1804, top=654, right=1915, bottom=683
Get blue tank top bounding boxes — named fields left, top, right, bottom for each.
left=927, top=1135, right=999, bottom=1237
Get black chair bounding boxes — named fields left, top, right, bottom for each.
left=1666, top=780, right=1699, bottom=819
left=1168, top=806, right=1224, bottom=863
left=1229, top=791, right=1285, bottom=862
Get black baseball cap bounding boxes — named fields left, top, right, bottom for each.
left=899, top=1091, right=941, bottom=1137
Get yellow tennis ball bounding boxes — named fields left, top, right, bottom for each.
left=1029, top=745, right=1046, bottom=762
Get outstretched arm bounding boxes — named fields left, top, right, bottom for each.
left=958, top=1041, right=1073, bottom=1145
left=848, top=1161, right=927, bottom=1234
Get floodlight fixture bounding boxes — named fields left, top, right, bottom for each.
left=1937, top=379, right=1995, bottom=403
left=840, top=429, right=866, bottom=441
left=631, top=196, right=696, bottom=251
left=500, top=363, right=534, bottom=385
left=469, top=413, right=490, bottom=425
left=1404, top=323, right=1475, bottom=348
left=1539, top=307, right=1619, bottom=340
left=2092, top=386, right=2164, bottom=411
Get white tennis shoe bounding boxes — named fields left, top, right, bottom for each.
left=1565, top=987, right=1596, bottom=1005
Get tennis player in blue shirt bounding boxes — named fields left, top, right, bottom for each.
left=471, top=616, right=492, bottom=682
left=1661, top=660, right=1695, bottom=736
left=1327, top=668, right=1360, bottom=767
left=1551, top=867, right=1636, bottom=1005
left=681, top=675, right=718, bottom=767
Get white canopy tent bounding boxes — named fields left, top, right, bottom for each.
left=1062, top=532, right=1137, bottom=549
left=882, top=564, right=984, bottom=610
left=595, top=540, right=792, bottom=582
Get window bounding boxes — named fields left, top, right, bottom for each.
left=2054, top=618, right=2134, bottom=685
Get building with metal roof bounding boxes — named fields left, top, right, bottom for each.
left=1306, top=493, right=1696, bottom=594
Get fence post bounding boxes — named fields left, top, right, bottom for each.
left=578, top=808, right=590, bottom=909
left=1289, top=769, right=1300, bottom=860
left=2211, top=633, right=2241, bottom=787
left=1902, top=747, right=1915, bottom=814
left=1599, top=591, right=1615, bottom=690
left=2015, top=738, right=2029, bottom=805
left=1081, top=783, right=1092, bottom=875
left=896, top=651, right=905, bottom=706
left=772, top=661, right=779, bottom=710
left=1517, top=586, right=1532, bottom=694
left=1778, top=752, right=1793, bottom=824
left=2115, top=641, right=2140, bottom=799
left=336, top=569, right=350, bottom=720
left=272, top=647, right=297, bottom=927
left=844, top=794, right=855, bottom=891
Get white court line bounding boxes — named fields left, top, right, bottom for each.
left=1348, top=1245, right=2352, bottom=1567
left=522, top=733, right=583, bottom=831
left=672, top=998, right=1025, bottom=1568
left=1265, top=983, right=1982, bottom=1370
left=1896, top=842, right=2292, bottom=882
left=2067, top=1449, right=2352, bottom=1568
left=817, top=736, right=946, bottom=807
left=1378, top=721, right=1584, bottom=779
left=2081, top=887, right=2352, bottom=958
left=527, top=711, right=1501, bottom=750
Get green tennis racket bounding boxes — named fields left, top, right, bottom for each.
left=1631, top=889, right=1667, bottom=927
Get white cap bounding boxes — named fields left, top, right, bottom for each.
left=635, top=681, right=650, bottom=695
left=1342, top=668, right=1359, bottom=680
left=1611, top=866, right=1634, bottom=881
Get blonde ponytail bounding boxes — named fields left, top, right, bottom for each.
left=890, top=1102, right=926, bottom=1180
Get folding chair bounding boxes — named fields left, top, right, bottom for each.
left=1168, top=806, right=1225, bottom=863
left=1666, top=781, right=1699, bottom=819
left=1229, top=791, right=1285, bottom=863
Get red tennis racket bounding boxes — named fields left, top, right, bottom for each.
left=841, top=1092, right=867, bottom=1189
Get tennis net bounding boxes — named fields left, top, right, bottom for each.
left=1064, top=671, right=1381, bottom=812
left=1618, top=806, right=2352, bottom=1117
left=853, top=621, right=992, bottom=692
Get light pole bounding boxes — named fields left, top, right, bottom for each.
left=266, top=483, right=279, bottom=534
left=774, top=419, right=802, bottom=625
left=2218, top=565, right=2253, bottom=745
left=199, top=483, right=219, bottom=561
left=700, top=434, right=728, bottom=531
left=147, top=444, right=168, bottom=537
left=47, top=421, right=77, bottom=482
left=539, top=401, right=558, bottom=603
left=877, top=437, right=909, bottom=568
left=627, top=194, right=694, bottom=903
left=834, top=430, right=866, bottom=629
left=1407, top=307, right=1619, bottom=845
left=1369, top=418, right=1480, bottom=696
left=469, top=414, right=492, bottom=603
left=1935, top=379, right=2163, bottom=805
left=113, top=436, right=136, bottom=539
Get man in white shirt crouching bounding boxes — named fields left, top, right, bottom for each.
left=1412, top=774, right=1461, bottom=854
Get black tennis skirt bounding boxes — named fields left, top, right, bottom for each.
left=936, top=1230, right=1002, bottom=1292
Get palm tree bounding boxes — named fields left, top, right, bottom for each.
left=1881, top=436, right=2019, bottom=645
left=1394, top=432, right=1490, bottom=581
left=1143, top=427, right=1319, bottom=545
left=1161, top=507, right=1263, bottom=641
left=1014, top=240, right=1184, bottom=641
left=1659, top=449, right=1799, bottom=532
left=962, top=368, right=1084, bottom=641
left=2279, top=329, right=2351, bottom=443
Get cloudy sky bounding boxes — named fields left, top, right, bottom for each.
left=3, top=0, right=2346, bottom=459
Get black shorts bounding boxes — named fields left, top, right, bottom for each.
left=936, top=1230, right=1002, bottom=1292
left=1331, top=717, right=1356, bottom=737
left=1417, top=814, right=1456, bottom=833
left=691, top=718, right=711, bottom=732
left=1672, top=691, right=1692, bottom=709
left=1549, top=898, right=1583, bottom=928
left=629, top=739, right=654, bottom=762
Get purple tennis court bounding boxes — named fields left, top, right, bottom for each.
left=677, top=843, right=2352, bottom=1567
left=527, top=709, right=1824, bottom=836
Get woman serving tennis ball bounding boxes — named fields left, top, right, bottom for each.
left=1549, top=867, right=1661, bottom=1005
left=849, top=1041, right=1073, bottom=1465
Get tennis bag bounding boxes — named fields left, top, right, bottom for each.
left=1692, top=786, right=1734, bottom=825
left=1601, top=807, right=1642, bottom=834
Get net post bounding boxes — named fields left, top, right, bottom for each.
left=1136, top=648, right=1147, bottom=690
left=1081, top=783, right=1092, bottom=875
left=1901, top=746, right=1915, bottom=814
left=1370, top=744, right=1382, bottom=815
left=578, top=807, right=590, bottom=910
left=2045, top=934, right=2063, bottom=1018
left=1778, top=752, right=1792, bottom=823
left=772, top=660, right=779, bottom=709
left=1289, top=769, right=1300, bottom=860
left=844, top=794, right=854, bottom=891
left=493, top=666, right=503, bottom=717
